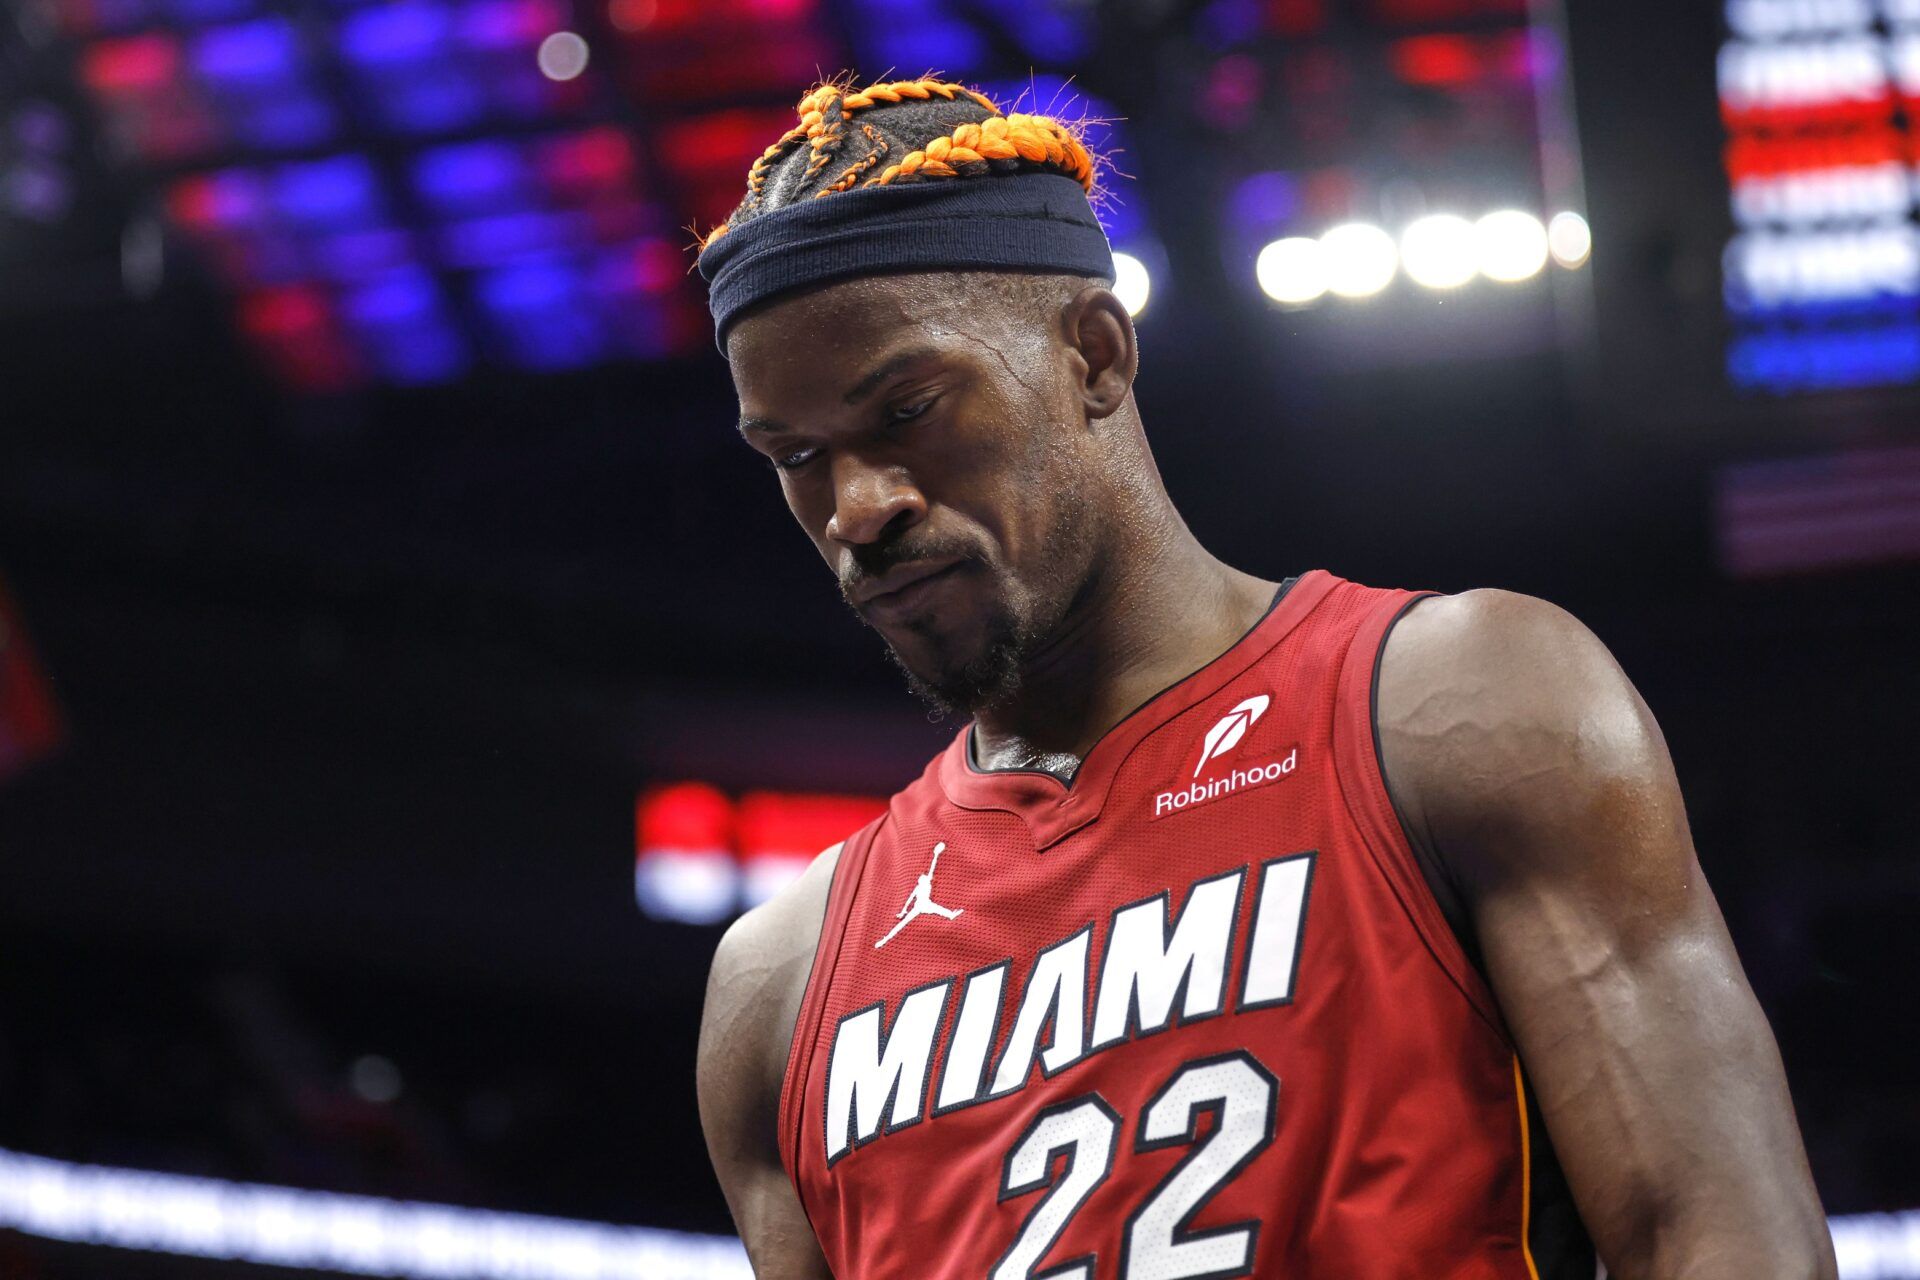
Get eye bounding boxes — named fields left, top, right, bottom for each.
left=887, top=396, right=937, bottom=424
left=772, top=445, right=821, bottom=472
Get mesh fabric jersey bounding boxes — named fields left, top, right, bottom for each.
left=780, top=570, right=1595, bottom=1279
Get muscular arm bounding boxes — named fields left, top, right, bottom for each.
left=696, top=844, right=841, bottom=1279
left=1377, top=590, right=1834, bottom=1279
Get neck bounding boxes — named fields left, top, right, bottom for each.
left=969, top=491, right=1276, bottom=775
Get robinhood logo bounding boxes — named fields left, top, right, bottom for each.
left=1153, top=693, right=1298, bottom=818
left=1193, top=695, right=1269, bottom=777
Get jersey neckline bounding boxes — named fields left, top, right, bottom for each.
left=935, top=568, right=1336, bottom=848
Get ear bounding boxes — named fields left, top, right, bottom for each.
left=1063, top=284, right=1138, bottom=421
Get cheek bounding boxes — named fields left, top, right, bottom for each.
left=778, top=474, right=837, bottom=557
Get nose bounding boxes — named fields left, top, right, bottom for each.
left=824, top=453, right=926, bottom=547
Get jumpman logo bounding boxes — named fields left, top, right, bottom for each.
left=875, top=842, right=964, bottom=949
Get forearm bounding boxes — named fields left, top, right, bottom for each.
left=1497, top=920, right=1836, bottom=1280
left=1624, top=1203, right=1835, bottom=1280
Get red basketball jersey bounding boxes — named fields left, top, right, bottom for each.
left=778, top=571, right=1594, bottom=1279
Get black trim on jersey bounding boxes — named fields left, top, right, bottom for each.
left=991, top=1092, right=1122, bottom=1280
left=930, top=957, right=1016, bottom=1118
left=822, top=976, right=953, bottom=1168
left=1087, top=867, right=1247, bottom=1053
left=963, top=576, right=1304, bottom=787
left=1522, top=1073, right=1600, bottom=1278
left=1234, top=851, right=1318, bottom=1013
left=983, top=923, right=1096, bottom=1100
left=1116, top=1050, right=1278, bottom=1280
left=1366, top=592, right=1486, bottom=978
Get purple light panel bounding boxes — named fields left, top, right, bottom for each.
left=191, top=18, right=335, bottom=150
left=339, top=0, right=586, bottom=136
left=974, top=75, right=1148, bottom=249
left=603, top=0, right=832, bottom=106
left=1716, top=443, right=1920, bottom=576
left=840, top=0, right=986, bottom=75
left=64, top=0, right=841, bottom=384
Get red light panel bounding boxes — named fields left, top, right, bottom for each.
left=1390, top=34, right=1479, bottom=88
left=533, top=127, right=638, bottom=196
left=238, top=287, right=362, bottom=390
left=658, top=109, right=797, bottom=229
left=1369, top=0, right=1528, bottom=24
left=81, top=34, right=182, bottom=94
left=0, top=575, right=65, bottom=783
left=1265, top=0, right=1326, bottom=38
left=736, top=792, right=888, bottom=859
left=636, top=781, right=734, bottom=853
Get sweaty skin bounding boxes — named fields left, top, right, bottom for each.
left=695, top=272, right=1836, bottom=1280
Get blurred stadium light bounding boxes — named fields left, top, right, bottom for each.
left=1111, top=249, right=1151, bottom=316
left=15, top=0, right=1607, bottom=382
left=0, top=574, right=64, bottom=783
left=635, top=783, right=886, bottom=923
left=1715, top=442, right=1920, bottom=575
left=1719, top=0, right=1920, bottom=393
left=0, top=1147, right=752, bottom=1280
left=0, top=1144, right=1913, bottom=1279
left=736, top=789, right=887, bottom=909
left=44, top=0, right=704, bottom=387
left=1253, top=209, right=1577, bottom=304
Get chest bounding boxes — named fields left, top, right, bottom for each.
left=814, top=744, right=1365, bottom=1168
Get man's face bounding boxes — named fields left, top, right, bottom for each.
left=728, top=272, right=1106, bottom=714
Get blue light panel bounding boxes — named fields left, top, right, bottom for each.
left=82, top=0, right=767, bottom=384
left=475, top=260, right=607, bottom=370
left=270, top=155, right=384, bottom=230
left=842, top=0, right=987, bottom=78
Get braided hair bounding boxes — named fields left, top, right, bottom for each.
left=698, top=77, right=1101, bottom=249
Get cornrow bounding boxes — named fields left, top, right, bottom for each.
left=822, top=120, right=890, bottom=194
left=700, top=76, right=1100, bottom=249
left=864, top=113, right=1095, bottom=189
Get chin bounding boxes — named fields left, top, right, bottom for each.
left=885, top=626, right=1024, bottom=719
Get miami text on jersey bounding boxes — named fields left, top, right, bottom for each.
left=823, top=851, right=1317, bottom=1165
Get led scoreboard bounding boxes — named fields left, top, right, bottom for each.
left=1720, top=0, right=1920, bottom=393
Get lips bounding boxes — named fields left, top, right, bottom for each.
left=850, top=557, right=965, bottom=610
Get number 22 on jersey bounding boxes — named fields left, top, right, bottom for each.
left=994, top=1052, right=1277, bottom=1280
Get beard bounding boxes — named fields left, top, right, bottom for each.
left=880, top=588, right=1037, bottom=719
left=840, top=484, right=1096, bottom=720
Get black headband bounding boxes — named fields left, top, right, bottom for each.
left=696, top=171, right=1116, bottom=352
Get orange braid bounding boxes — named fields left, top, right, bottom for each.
left=822, top=120, right=891, bottom=194
left=863, top=113, right=1096, bottom=192
left=838, top=78, right=1000, bottom=114
left=697, top=78, right=1099, bottom=250
left=796, top=79, right=999, bottom=182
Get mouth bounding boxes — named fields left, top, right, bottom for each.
left=852, top=558, right=967, bottom=616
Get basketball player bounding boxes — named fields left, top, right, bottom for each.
left=694, top=79, right=1834, bottom=1278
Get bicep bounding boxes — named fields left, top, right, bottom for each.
left=1380, top=591, right=1832, bottom=1278
left=697, top=929, right=833, bottom=1279
left=695, top=853, right=841, bottom=1280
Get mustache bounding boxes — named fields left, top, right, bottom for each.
left=838, top=537, right=984, bottom=599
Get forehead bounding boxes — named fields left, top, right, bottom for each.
left=726, top=273, right=1032, bottom=403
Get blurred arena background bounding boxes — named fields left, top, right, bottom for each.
left=1, top=0, right=1917, bottom=1275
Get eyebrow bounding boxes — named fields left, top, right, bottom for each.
left=736, top=347, right=944, bottom=439
left=843, top=346, right=942, bottom=405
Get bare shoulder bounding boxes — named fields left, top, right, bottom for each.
left=1375, top=588, right=1676, bottom=890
